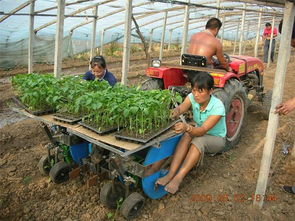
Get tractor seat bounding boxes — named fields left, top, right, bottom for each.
left=181, top=54, right=207, bottom=67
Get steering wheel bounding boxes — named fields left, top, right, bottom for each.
left=212, top=53, right=231, bottom=66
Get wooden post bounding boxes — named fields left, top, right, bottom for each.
left=181, top=2, right=190, bottom=56
left=267, top=16, right=275, bottom=68
left=53, top=0, right=65, bottom=78
left=254, top=1, right=295, bottom=208
left=239, top=3, right=246, bottom=55
left=90, top=6, right=98, bottom=62
left=121, top=0, right=132, bottom=85
left=28, top=0, right=35, bottom=74
left=168, top=29, right=173, bottom=51
left=100, top=29, right=104, bottom=55
left=148, top=29, right=154, bottom=54
left=254, top=9, right=262, bottom=58
left=159, top=11, right=168, bottom=60
left=233, top=21, right=240, bottom=55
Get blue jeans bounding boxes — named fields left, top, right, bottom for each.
left=264, top=39, right=276, bottom=63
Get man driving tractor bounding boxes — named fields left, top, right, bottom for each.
left=188, top=18, right=230, bottom=71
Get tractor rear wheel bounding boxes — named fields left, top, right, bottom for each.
left=261, top=90, right=272, bottom=120
left=140, top=78, right=164, bottom=90
left=213, top=79, right=247, bottom=150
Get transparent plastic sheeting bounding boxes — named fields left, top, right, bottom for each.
left=0, top=0, right=270, bottom=69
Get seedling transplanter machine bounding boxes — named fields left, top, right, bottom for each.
left=12, top=53, right=271, bottom=219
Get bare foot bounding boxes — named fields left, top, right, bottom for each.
left=164, top=177, right=183, bottom=194
left=155, top=174, right=173, bottom=186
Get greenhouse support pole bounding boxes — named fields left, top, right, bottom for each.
left=243, top=22, right=250, bottom=54
left=221, top=16, right=225, bottom=44
left=181, top=2, right=190, bottom=57
left=239, top=3, right=246, bottom=55
left=168, top=29, right=173, bottom=51
left=28, top=0, right=35, bottom=74
left=216, top=0, right=220, bottom=18
left=159, top=11, right=168, bottom=61
left=267, top=17, right=276, bottom=68
left=254, top=2, right=295, bottom=208
left=100, top=29, right=104, bottom=55
left=148, top=29, right=154, bottom=53
left=121, top=0, right=132, bottom=85
left=90, top=6, right=98, bottom=62
left=233, top=21, right=240, bottom=54
left=53, top=0, right=65, bottom=78
left=254, top=10, right=262, bottom=58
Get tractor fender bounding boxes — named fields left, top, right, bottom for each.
left=211, top=72, right=239, bottom=88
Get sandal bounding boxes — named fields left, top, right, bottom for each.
left=282, top=185, right=295, bottom=194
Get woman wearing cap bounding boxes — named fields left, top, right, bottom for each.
left=83, top=56, right=117, bottom=86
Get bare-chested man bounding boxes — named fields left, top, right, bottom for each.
left=188, top=18, right=229, bottom=71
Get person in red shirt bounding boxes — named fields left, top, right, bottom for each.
left=262, top=22, right=278, bottom=63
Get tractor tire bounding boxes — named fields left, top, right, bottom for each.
left=213, top=79, right=247, bottom=150
left=140, top=78, right=164, bottom=90
left=261, top=90, right=272, bottom=120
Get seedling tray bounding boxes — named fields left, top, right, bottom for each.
left=53, top=113, right=82, bottom=125
left=79, top=121, right=121, bottom=135
left=115, top=120, right=180, bottom=143
left=11, top=97, right=54, bottom=116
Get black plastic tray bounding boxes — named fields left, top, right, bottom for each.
left=53, top=113, right=82, bottom=125
left=11, top=97, right=54, bottom=116
left=114, top=120, right=180, bottom=143
left=79, top=121, right=120, bottom=135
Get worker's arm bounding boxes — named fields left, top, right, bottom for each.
left=216, top=42, right=229, bottom=71
left=174, top=115, right=222, bottom=136
left=171, top=96, right=191, bottom=119
left=275, top=97, right=295, bottom=115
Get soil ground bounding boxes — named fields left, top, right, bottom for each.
left=0, top=49, right=295, bottom=221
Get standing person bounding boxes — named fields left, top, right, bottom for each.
left=262, top=22, right=278, bottom=63
left=83, top=55, right=117, bottom=86
left=156, top=72, right=226, bottom=194
left=188, top=18, right=229, bottom=71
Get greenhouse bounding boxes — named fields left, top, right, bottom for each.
left=0, top=0, right=295, bottom=220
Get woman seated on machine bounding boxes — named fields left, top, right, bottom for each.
left=83, top=55, right=117, bottom=86
left=156, top=72, right=227, bottom=194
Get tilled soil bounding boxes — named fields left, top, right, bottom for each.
left=0, top=52, right=295, bottom=221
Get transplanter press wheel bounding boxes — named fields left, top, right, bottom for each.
left=120, top=192, right=145, bottom=219
left=100, top=181, right=126, bottom=209
left=49, top=161, right=71, bottom=184
left=38, top=155, right=52, bottom=175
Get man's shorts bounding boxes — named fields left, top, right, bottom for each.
left=191, top=134, right=226, bottom=166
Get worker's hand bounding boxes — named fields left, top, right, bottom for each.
left=173, top=122, right=187, bottom=133
left=170, top=107, right=180, bottom=120
left=275, top=99, right=295, bottom=115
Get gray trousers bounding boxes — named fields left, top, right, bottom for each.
left=264, top=39, right=276, bottom=63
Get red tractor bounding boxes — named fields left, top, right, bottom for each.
left=142, top=54, right=272, bottom=150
